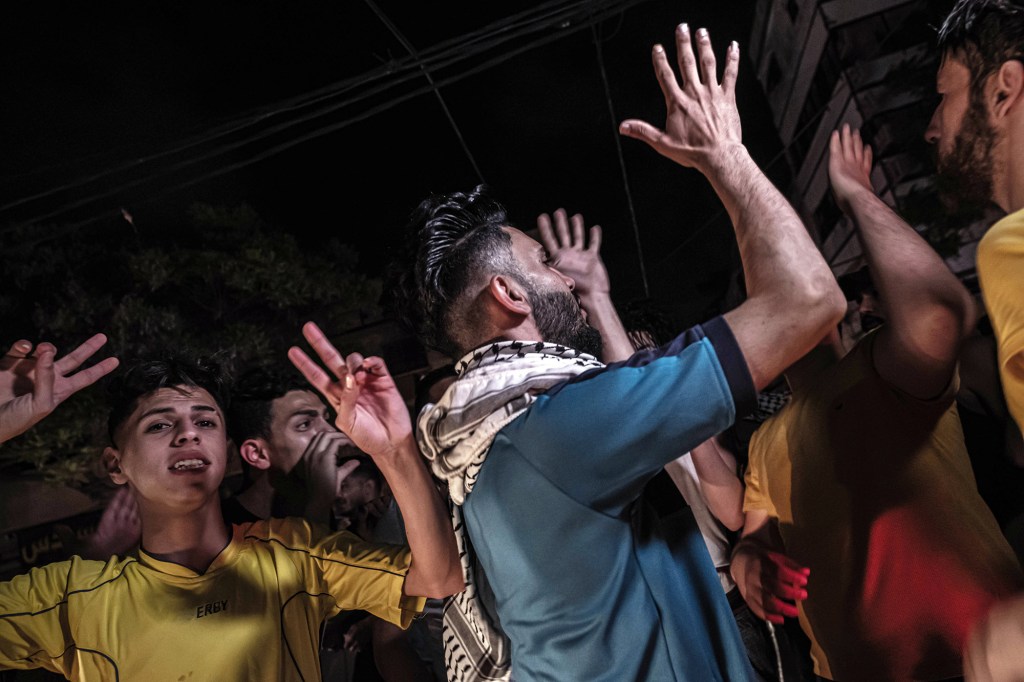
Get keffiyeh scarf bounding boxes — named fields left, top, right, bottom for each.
left=417, top=340, right=604, bottom=682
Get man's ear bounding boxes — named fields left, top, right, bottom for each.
left=239, top=439, right=272, bottom=471
left=488, top=274, right=531, bottom=317
left=992, top=59, right=1024, bottom=119
left=103, top=446, right=127, bottom=485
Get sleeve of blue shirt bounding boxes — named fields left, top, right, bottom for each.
left=501, top=316, right=756, bottom=514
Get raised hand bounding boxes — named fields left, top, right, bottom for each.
left=288, top=322, right=412, bottom=462
left=537, top=209, right=608, bottom=297
left=732, top=541, right=809, bottom=624
left=86, top=487, right=142, bottom=559
left=0, top=334, right=119, bottom=444
left=829, top=124, right=875, bottom=213
left=619, top=25, right=742, bottom=171
left=297, top=431, right=361, bottom=525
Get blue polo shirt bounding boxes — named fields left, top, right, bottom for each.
left=462, top=317, right=756, bottom=681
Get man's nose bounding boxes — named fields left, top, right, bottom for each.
left=553, top=267, right=575, bottom=291
left=175, top=425, right=199, bottom=444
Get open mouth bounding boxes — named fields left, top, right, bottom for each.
left=169, top=458, right=209, bottom=472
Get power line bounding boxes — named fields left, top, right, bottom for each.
left=363, top=0, right=486, bottom=184
left=1, top=0, right=646, bottom=229
left=591, top=21, right=649, bottom=298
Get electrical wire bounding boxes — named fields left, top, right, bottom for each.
left=0, top=0, right=643, bottom=227
left=363, top=0, right=486, bottom=184
left=591, top=20, right=650, bottom=297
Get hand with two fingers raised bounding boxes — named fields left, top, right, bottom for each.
left=0, top=333, right=119, bottom=443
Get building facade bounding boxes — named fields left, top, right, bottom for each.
left=748, top=0, right=988, bottom=280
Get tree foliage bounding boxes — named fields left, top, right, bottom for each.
left=0, top=203, right=381, bottom=491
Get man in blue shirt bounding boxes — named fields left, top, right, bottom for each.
left=392, top=24, right=846, bottom=682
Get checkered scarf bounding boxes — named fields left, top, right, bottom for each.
left=417, top=340, right=603, bottom=681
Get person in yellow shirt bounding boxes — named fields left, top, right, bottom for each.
left=925, top=0, right=1024, bottom=436
left=924, top=2, right=1024, bottom=677
left=734, top=126, right=1022, bottom=681
left=0, top=324, right=462, bottom=681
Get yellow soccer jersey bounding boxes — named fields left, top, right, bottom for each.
left=0, top=517, right=425, bottom=681
left=978, top=207, right=1024, bottom=433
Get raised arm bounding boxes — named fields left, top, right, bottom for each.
left=0, top=334, right=119, bottom=444
left=620, top=25, right=845, bottom=389
left=829, top=125, right=975, bottom=398
left=537, top=209, right=635, bottom=362
left=288, top=322, right=463, bottom=599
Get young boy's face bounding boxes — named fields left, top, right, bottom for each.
left=106, top=386, right=228, bottom=513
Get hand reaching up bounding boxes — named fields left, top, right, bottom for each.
left=829, top=124, right=875, bottom=213
left=620, top=25, right=742, bottom=171
left=0, top=334, right=119, bottom=443
left=537, top=209, right=609, bottom=298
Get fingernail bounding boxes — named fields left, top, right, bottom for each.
left=731, top=40, right=738, bottom=53
left=678, top=23, right=688, bottom=34
left=653, top=43, right=664, bottom=53
left=16, top=341, right=31, bottom=351
left=697, top=27, right=708, bottom=39
left=344, top=375, right=355, bottom=390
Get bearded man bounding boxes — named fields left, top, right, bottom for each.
left=925, top=3, right=1024, bottom=679
left=392, top=24, right=846, bottom=682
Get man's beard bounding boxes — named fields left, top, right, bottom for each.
left=935, top=93, right=997, bottom=216
left=527, top=287, right=603, bottom=358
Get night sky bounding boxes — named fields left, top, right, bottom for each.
left=2, top=0, right=784, bottom=326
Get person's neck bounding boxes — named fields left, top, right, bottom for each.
left=139, top=497, right=231, bottom=574
left=996, top=122, right=1024, bottom=214
left=1004, top=153, right=1024, bottom=216
left=235, top=471, right=274, bottom=519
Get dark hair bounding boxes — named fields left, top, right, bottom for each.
left=107, top=357, right=229, bottom=447
left=226, top=365, right=313, bottom=446
left=938, top=0, right=1024, bottom=94
left=389, top=185, right=522, bottom=358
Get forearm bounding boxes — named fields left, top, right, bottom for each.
left=376, top=438, right=462, bottom=598
left=730, top=509, right=777, bottom=596
left=708, top=146, right=846, bottom=386
left=690, top=439, right=744, bottom=531
left=580, top=292, right=635, bottom=362
left=705, top=146, right=834, bottom=303
left=846, top=187, right=975, bottom=341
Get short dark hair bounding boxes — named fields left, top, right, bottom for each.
left=107, top=357, right=229, bottom=447
left=226, top=365, right=313, bottom=445
left=390, top=185, right=522, bottom=358
left=938, top=0, right=1024, bottom=94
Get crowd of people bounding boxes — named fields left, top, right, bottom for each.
left=2, top=0, right=1024, bottom=680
